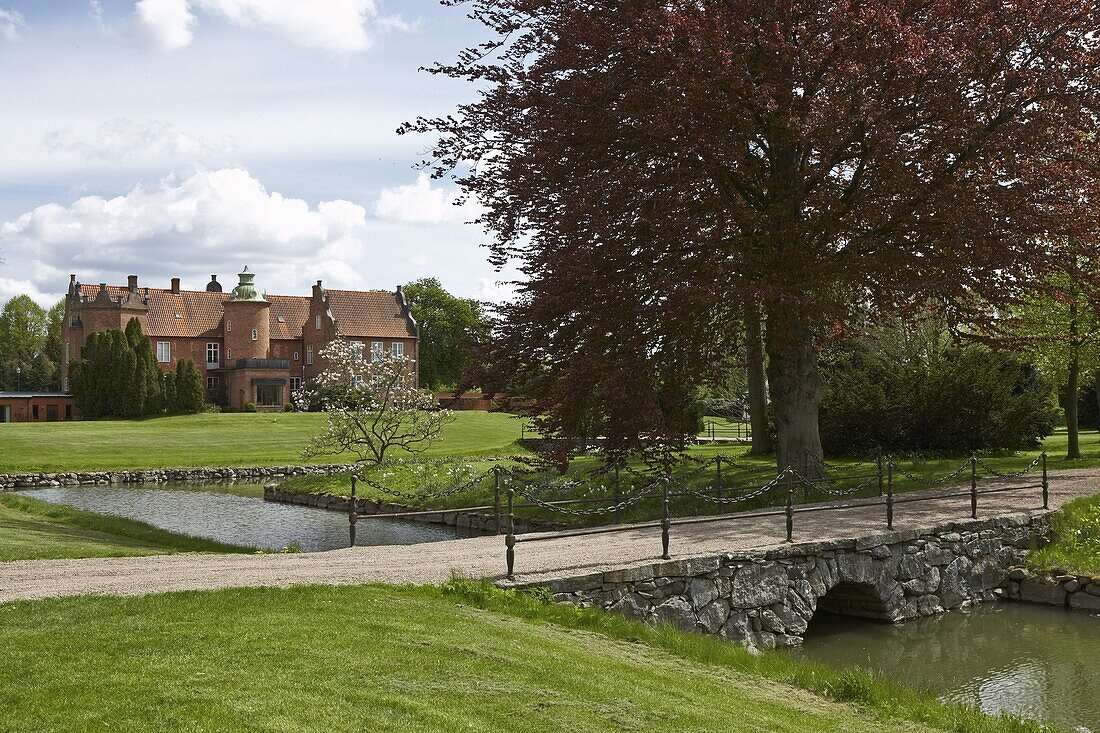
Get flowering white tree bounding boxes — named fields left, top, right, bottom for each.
left=300, top=340, right=454, bottom=464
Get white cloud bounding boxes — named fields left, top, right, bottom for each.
left=0, top=168, right=367, bottom=298
left=374, top=173, right=481, bottom=225
left=131, top=0, right=416, bottom=54
left=43, top=118, right=235, bottom=167
left=0, top=278, right=56, bottom=307
left=135, top=0, right=195, bottom=52
left=478, top=277, right=517, bottom=305
left=0, top=7, right=26, bottom=41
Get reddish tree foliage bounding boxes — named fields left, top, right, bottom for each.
left=405, top=0, right=1100, bottom=471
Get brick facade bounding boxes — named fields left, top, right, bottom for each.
left=61, top=269, right=418, bottom=412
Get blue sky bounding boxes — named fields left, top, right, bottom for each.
left=0, top=0, right=515, bottom=306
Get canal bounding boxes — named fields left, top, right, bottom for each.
left=798, top=603, right=1100, bottom=732
left=22, top=483, right=460, bottom=552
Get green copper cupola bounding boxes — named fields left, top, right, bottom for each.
left=227, top=266, right=267, bottom=303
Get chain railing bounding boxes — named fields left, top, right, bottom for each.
left=337, top=450, right=1051, bottom=578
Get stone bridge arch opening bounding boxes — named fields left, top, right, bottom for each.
left=813, top=581, right=894, bottom=623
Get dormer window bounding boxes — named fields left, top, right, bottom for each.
left=276, top=316, right=286, bottom=323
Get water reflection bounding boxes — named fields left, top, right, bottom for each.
left=797, top=603, right=1100, bottom=731
left=23, top=484, right=460, bottom=552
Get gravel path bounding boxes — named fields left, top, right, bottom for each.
left=1, top=468, right=1096, bottom=603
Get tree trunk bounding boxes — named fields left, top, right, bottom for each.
left=765, top=306, right=825, bottom=478
left=745, top=302, right=773, bottom=456
left=1067, top=300, right=1081, bottom=460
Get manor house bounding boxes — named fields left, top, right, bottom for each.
left=61, top=268, right=419, bottom=411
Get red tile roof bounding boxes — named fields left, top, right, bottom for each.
left=75, top=283, right=411, bottom=341
left=326, top=289, right=414, bottom=339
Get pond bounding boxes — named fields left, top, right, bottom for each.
left=797, top=603, right=1100, bottom=732
left=22, top=483, right=461, bottom=552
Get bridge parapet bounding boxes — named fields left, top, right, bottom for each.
left=529, top=512, right=1052, bottom=650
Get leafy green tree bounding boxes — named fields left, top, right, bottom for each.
left=402, top=278, right=489, bottom=391
left=1000, top=271, right=1100, bottom=459
left=163, top=371, right=177, bottom=415
left=172, top=360, right=205, bottom=414
left=0, top=295, right=56, bottom=391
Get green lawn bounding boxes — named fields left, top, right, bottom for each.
left=0, top=411, right=527, bottom=472
left=0, top=493, right=250, bottom=561
left=0, top=581, right=1042, bottom=733
left=1028, top=492, right=1100, bottom=575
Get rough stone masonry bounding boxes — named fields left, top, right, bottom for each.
left=530, top=512, right=1051, bottom=650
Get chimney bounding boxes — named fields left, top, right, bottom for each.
left=312, top=280, right=324, bottom=299
left=171, top=277, right=181, bottom=294
left=127, top=275, right=138, bottom=292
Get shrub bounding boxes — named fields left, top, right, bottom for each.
left=819, top=329, right=1056, bottom=454
left=243, top=402, right=257, bottom=413
left=283, top=402, right=295, bottom=412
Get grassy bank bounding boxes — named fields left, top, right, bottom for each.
left=1028, top=492, right=1100, bottom=575
left=0, top=493, right=250, bottom=561
left=0, top=411, right=526, bottom=472
left=0, top=581, right=1045, bottom=733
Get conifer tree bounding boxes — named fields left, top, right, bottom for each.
left=163, top=371, right=177, bottom=415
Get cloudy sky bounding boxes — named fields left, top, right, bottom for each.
left=0, top=0, right=515, bottom=307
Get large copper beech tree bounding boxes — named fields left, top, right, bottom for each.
left=406, top=0, right=1100, bottom=472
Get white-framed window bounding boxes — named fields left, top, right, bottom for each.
left=226, top=320, right=232, bottom=331
left=315, top=315, right=322, bottom=330
left=64, top=342, right=71, bottom=363
left=251, top=328, right=258, bottom=341
left=291, top=377, right=302, bottom=392
left=206, top=342, right=219, bottom=366
left=293, top=351, right=299, bottom=361
left=206, top=376, right=219, bottom=391
left=352, top=374, right=364, bottom=388
left=391, top=342, right=404, bottom=358
left=70, top=315, right=79, bottom=327
left=350, top=341, right=364, bottom=361
left=227, top=348, right=232, bottom=360
left=306, top=345, right=313, bottom=365
left=371, top=341, right=384, bottom=362
left=156, top=342, right=171, bottom=363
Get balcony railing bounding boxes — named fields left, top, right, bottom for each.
left=234, top=358, right=290, bottom=369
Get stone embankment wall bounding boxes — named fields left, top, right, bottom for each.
left=528, top=512, right=1051, bottom=650
left=263, top=486, right=541, bottom=535
left=1006, top=567, right=1100, bottom=612
left=0, top=464, right=354, bottom=489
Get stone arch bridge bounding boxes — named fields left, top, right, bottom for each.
left=528, top=513, right=1050, bottom=649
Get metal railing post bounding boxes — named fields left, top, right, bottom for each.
left=970, top=455, right=978, bottom=519
left=349, top=475, right=358, bottom=548
left=876, top=448, right=884, bottom=497
left=614, top=464, right=623, bottom=523
left=493, top=466, right=502, bottom=535
left=1041, top=452, right=1049, bottom=509
left=886, top=462, right=894, bottom=530
left=505, top=487, right=516, bottom=580
left=715, top=456, right=723, bottom=500
left=785, top=469, right=794, bottom=542
left=661, top=475, right=671, bottom=560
